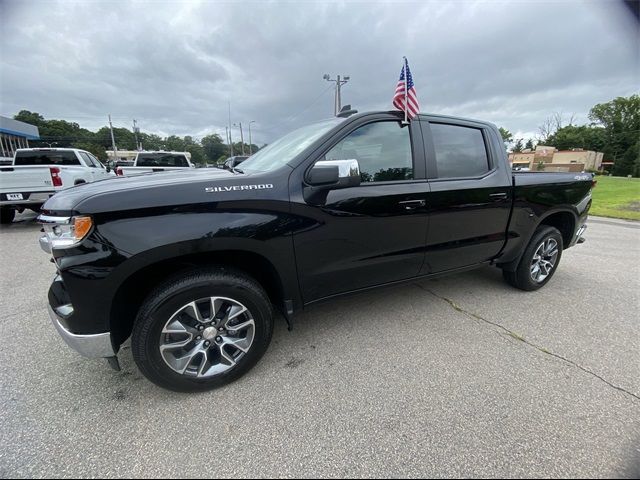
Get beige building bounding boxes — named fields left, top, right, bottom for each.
left=509, top=146, right=604, bottom=172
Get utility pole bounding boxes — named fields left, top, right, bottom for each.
left=132, top=119, right=141, bottom=150
left=234, top=122, right=245, bottom=156
left=323, top=74, right=350, bottom=116
left=248, top=121, right=256, bottom=155
left=228, top=102, right=233, bottom=157
left=108, top=114, right=118, bottom=163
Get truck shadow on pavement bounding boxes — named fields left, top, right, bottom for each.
left=108, top=264, right=508, bottom=397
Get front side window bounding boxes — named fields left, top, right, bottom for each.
left=325, top=121, right=413, bottom=183
left=88, top=152, right=105, bottom=168
left=430, top=123, right=489, bottom=179
left=79, top=152, right=98, bottom=168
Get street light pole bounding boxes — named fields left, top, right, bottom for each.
left=323, top=74, right=350, bottom=116
left=108, top=114, right=118, bottom=163
left=234, top=122, right=245, bottom=156
left=248, top=121, right=256, bottom=155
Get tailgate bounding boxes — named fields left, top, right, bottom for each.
left=0, top=166, right=53, bottom=191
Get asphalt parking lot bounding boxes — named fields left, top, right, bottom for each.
left=0, top=212, right=638, bottom=478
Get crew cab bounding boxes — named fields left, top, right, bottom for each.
left=37, top=111, right=593, bottom=392
left=0, top=148, right=113, bottom=224
left=115, top=151, right=195, bottom=176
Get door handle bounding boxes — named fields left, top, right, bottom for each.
left=489, top=192, right=508, bottom=199
left=398, top=199, right=426, bottom=210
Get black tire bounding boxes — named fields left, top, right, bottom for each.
left=502, top=225, right=563, bottom=291
left=0, top=207, right=15, bottom=225
left=131, top=268, right=274, bottom=392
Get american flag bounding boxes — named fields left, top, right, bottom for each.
left=392, top=57, right=420, bottom=120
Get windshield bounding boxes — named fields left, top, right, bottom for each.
left=240, top=118, right=342, bottom=173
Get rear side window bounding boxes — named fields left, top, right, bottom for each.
left=136, top=154, right=188, bottom=167
left=430, top=123, right=489, bottom=179
left=14, top=151, right=81, bottom=166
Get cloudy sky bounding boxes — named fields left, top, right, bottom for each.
left=1, top=0, right=638, bottom=145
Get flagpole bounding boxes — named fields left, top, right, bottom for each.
left=403, top=56, right=408, bottom=124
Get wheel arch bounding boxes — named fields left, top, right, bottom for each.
left=499, top=207, right=577, bottom=272
left=537, top=209, right=577, bottom=248
left=109, top=249, right=289, bottom=347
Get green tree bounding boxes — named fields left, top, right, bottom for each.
left=614, top=140, right=640, bottom=177
left=139, top=133, right=163, bottom=150
left=525, top=138, right=535, bottom=150
left=185, top=143, right=205, bottom=165
left=94, top=126, right=136, bottom=150
left=512, top=139, right=524, bottom=153
left=499, top=127, right=513, bottom=146
left=589, top=94, right=640, bottom=175
left=14, top=110, right=45, bottom=127
left=544, top=125, right=606, bottom=152
left=201, top=134, right=226, bottom=162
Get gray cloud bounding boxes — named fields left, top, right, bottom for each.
left=1, top=0, right=638, bottom=144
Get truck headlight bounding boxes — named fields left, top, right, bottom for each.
left=38, top=215, right=93, bottom=249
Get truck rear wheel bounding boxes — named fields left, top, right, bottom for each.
left=131, top=268, right=274, bottom=392
left=502, top=225, right=563, bottom=291
left=0, top=207, right=15, bottom=224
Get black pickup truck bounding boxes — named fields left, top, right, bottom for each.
left=38, top=111, right=593, bottom=392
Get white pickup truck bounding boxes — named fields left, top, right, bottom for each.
left=115, top=151, right=195, bottom=176
left=0, top=148, right=114, bottom=224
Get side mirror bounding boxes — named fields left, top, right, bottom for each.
left=308, top=159, right=361, bottom=189
left=106, top=165, right=112, bottom=173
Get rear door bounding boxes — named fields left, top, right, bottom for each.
left=421, top=118, right=512, bottom=274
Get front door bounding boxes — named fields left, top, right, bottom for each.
left=290, top=117, right=430, bottom=303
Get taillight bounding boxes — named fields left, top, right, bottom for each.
left=115, top=167, right=123, bottom=176
left=50, top=167, right=63, bottom=187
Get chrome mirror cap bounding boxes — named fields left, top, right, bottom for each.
left=315, top=159, right=360, bottom=180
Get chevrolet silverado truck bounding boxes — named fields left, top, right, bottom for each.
left=0, top=148, right=114, bottom=224
left=115, top=151, right=195, bottom=176
left=37, top=111, right=593, bottom=392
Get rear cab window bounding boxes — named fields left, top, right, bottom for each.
left=429, top=123, right=490, bottom=179
left=136, top=154, right=189, bottom=167
left=14, top=151, right=81, bottom=166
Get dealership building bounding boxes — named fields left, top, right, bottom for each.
left=0, top=116, right=40, bottom=161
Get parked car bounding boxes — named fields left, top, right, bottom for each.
left=115, top=151, right=194, bottom=176
left=222, top=155, right=249, bottom=171
left=0, top=148, right=113, bottom=224
left=38, top=111, right=593, bottom=392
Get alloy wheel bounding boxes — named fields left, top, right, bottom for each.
left=159, top=296, right=255, bottom=378
left=530, top=238, right=559, bottom=283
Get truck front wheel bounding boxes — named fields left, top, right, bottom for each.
left=131, top=268, right=274, bottom=392
left=502, top=225, right=563, bottom=291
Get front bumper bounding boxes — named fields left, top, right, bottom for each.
left=48, top=304, right=115, bottom=358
